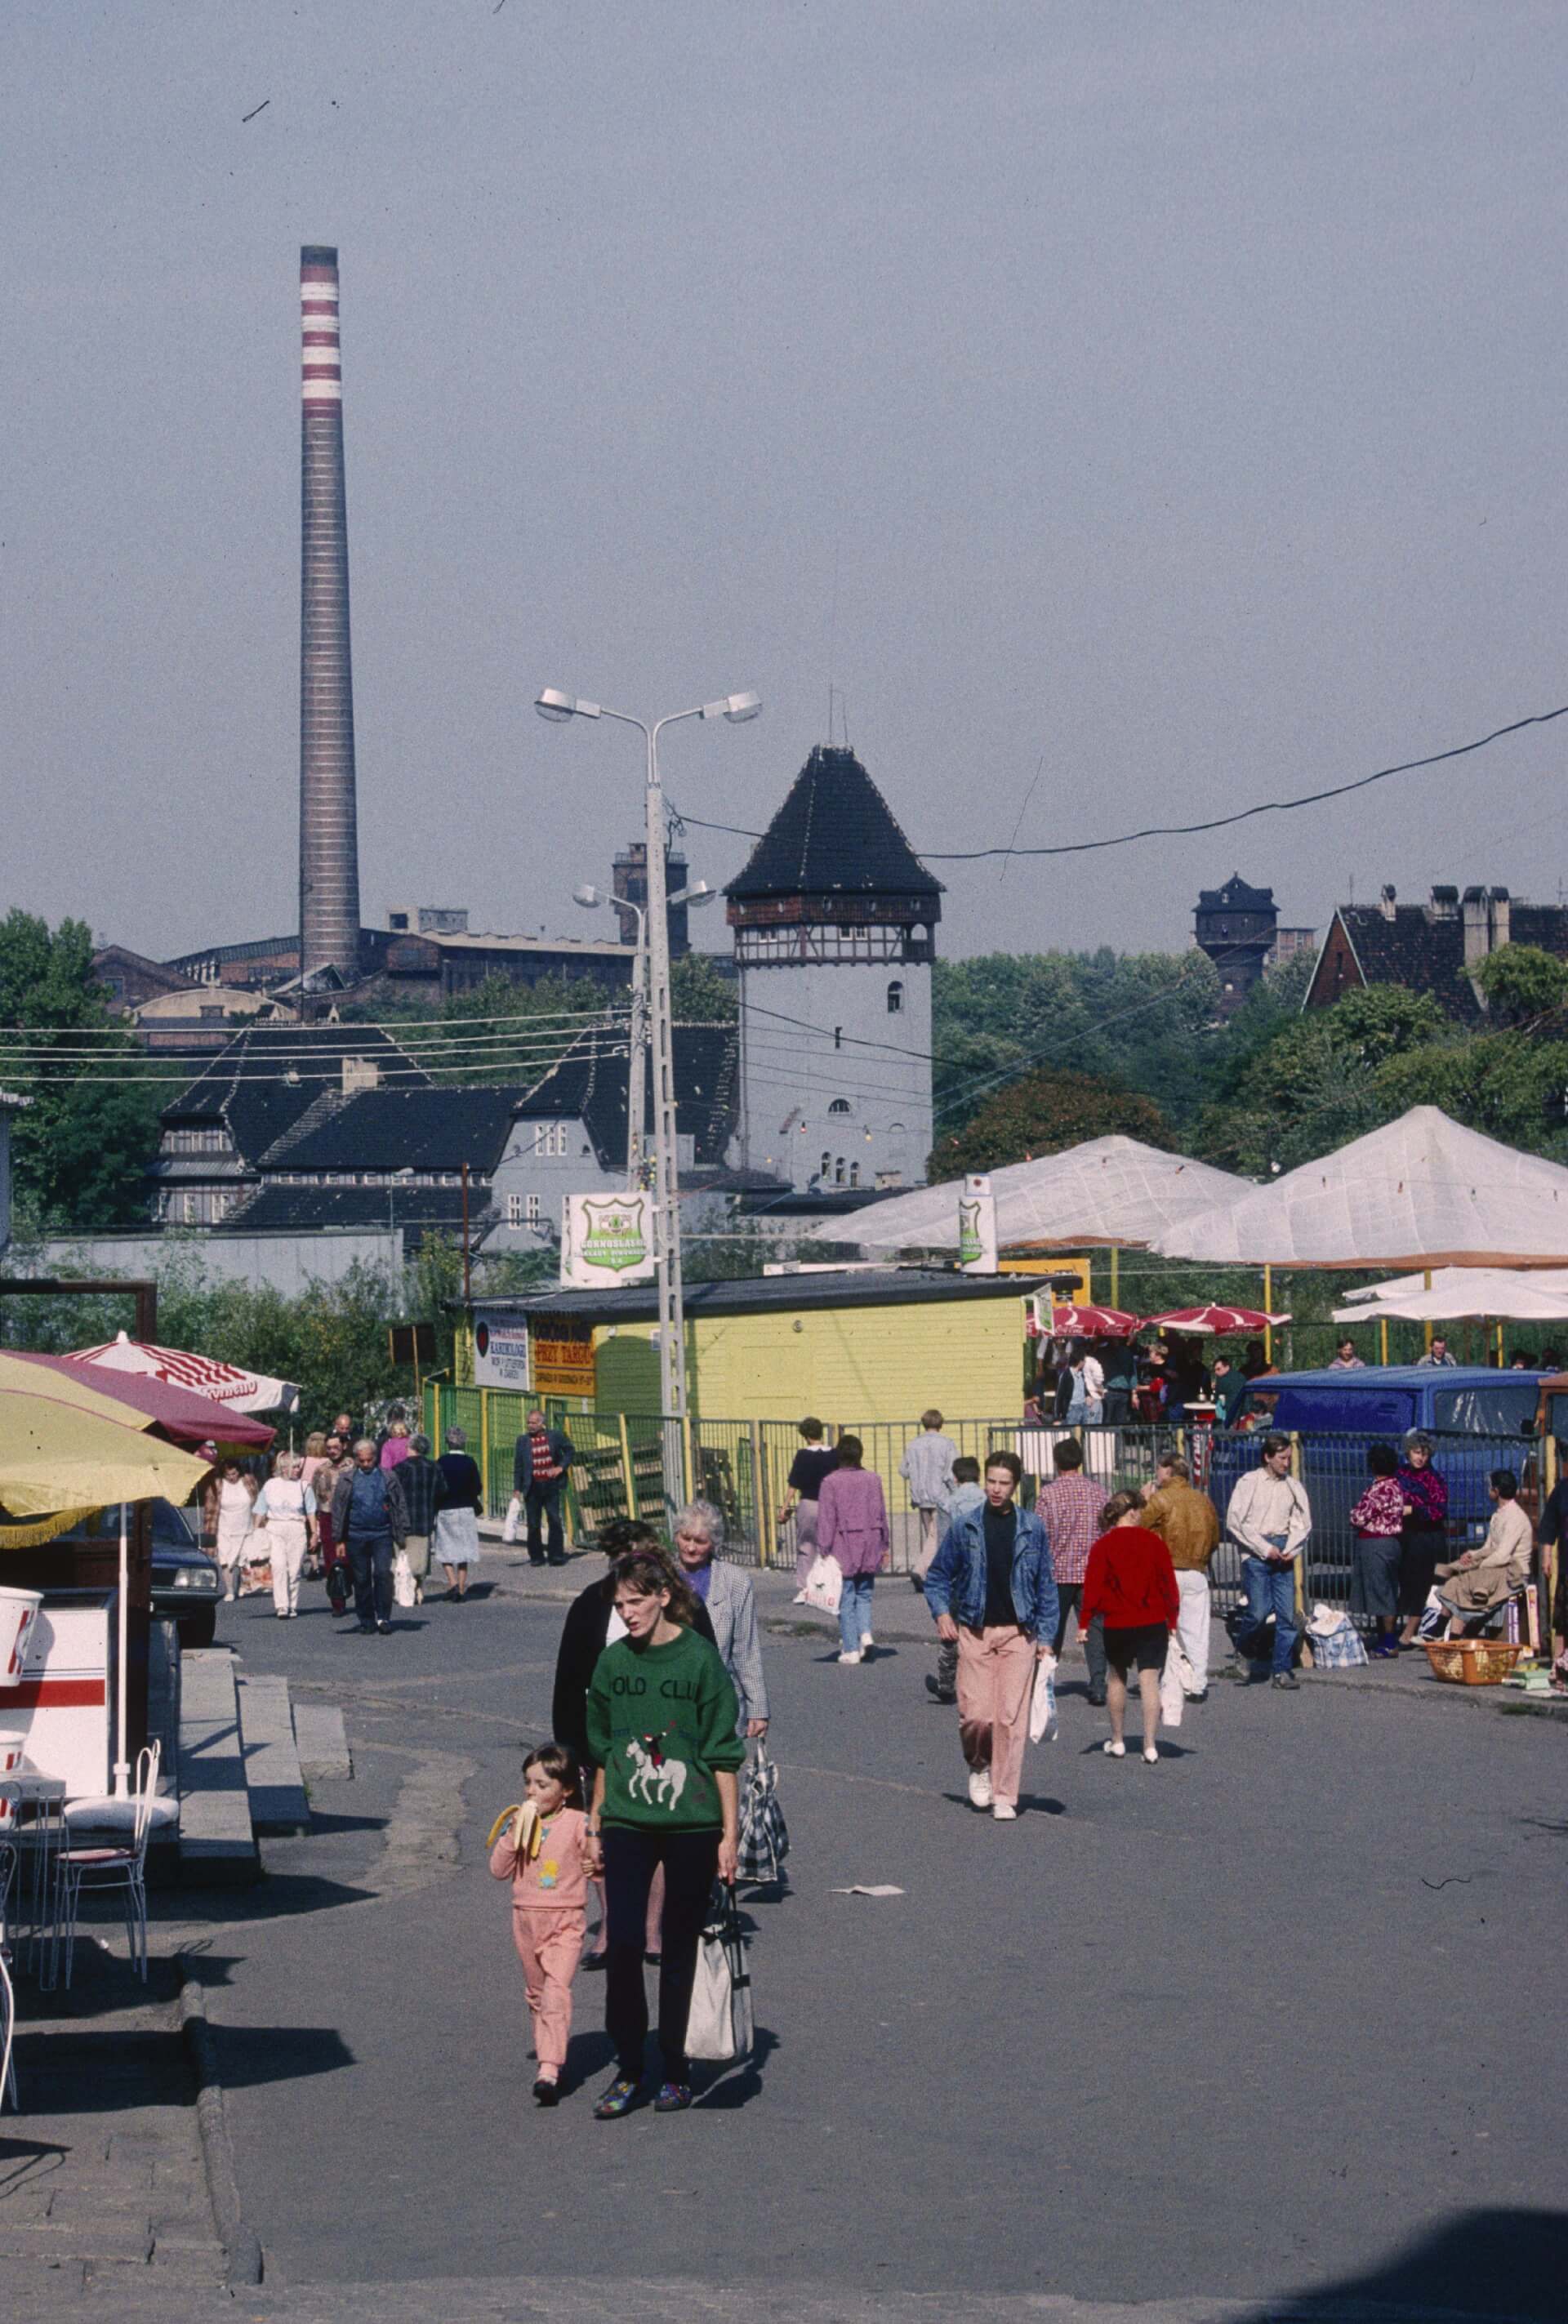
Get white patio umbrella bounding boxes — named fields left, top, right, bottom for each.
left=67, top=1331, right=299, bottom=1414
left=1331, top=1270, right=1568, bottom=1324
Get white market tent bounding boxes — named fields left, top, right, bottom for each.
left=1158, top=1106, right=1568, bottom=1269
left=849, top=1136, right=1248, bottom=1255
left=1334, top=1267, right=1568, bottom=1324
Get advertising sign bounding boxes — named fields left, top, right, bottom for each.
left=958, top=1173, right=999, bottom=1273
left=473, top=1317, right=531, bottom=1391
left=560, top=1192, right=657, bottom=1289
left=532, top=1319, right=597, bottom=1400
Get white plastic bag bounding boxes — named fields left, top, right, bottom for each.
left=802, top=1553, right=842, bottom=1614
left=392, top=1550, right=416, bottom=1609
left=1029, top=1653, right=1058, bottom=1743
left=685, top=1885, right=754, bottom=2063
left=501, top=1494, right=522, bottom=1545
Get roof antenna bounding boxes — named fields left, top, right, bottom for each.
left=826, top=541, right=840, bottom=745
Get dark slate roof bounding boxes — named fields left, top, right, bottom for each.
left=1328, top=902, right=1568, bottom=1025
left=726, top=746, right=943, bottom=907
left=261, top=1084, right=528, bottom=1173
left=1197, top=875, right=1275, bottom=911
left=517, top=1024, right=738, bottom=1169
left=467, top=1266, right=1026, bottom=1325
left=160, top=1026, right=431, bottom=1163
left=223, top=1183, right=478, bottom=1250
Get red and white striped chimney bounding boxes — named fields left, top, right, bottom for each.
left=298, top=246, right=362, bottom=982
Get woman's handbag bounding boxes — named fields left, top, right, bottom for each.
left=685, top=1882, right=754, bottom=2064
left=802, top=1553, right=841, bottom=1614
left=1028, top=1654, right=1058, bottom=1743
left=735, top=1743, right=789, bottom=1885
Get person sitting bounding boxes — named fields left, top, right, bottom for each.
left=1433, top=1471, right=1534, bottom=1636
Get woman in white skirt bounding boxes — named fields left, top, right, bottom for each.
left=252, top=1451, right=318, bottom=1618
left=433, top=1426, right=484, bottom=1601
left=213, top=1461, right=258, bottom=1601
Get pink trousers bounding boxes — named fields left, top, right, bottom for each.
left=511, top=1906, right=585, bottom=2072
left=956, top=1625, right=1036, bottom=1809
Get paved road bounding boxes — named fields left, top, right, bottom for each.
left=179, top=1561, right=1566, bottom=2320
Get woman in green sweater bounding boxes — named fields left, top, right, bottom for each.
left=585, top=1552, right=745, bottom=2117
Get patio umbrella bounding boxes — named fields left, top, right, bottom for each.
left=68, top=1330, right=300, bottom=1415
left=1143, top=1304, right=1292, bottom=1334
left=0, top=1360, right=211, bottom=1798
left=6, top=1351, right=275, bottom=1451
left=1330, top=1273, right=1568, bottom=1325
left=1047, top=1303, right=1143, bottom=1338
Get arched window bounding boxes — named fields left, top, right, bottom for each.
left=820, top=1151, right=831, bottom=1180
left=835, top=1156, right=845, bottom=1185
left=828, top=1098, right=851, bottom=1115
left=849, top=1162, right=860, bottom=1187
left=887, top=979, right=903, bottom=1014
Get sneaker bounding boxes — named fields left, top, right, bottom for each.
left=376, top=1620, right=391, bottom=1635
left=1272, top=1671, right=1299, bottom=1691
left=991, top=1802, right=1018, bottom=1821
left=838, top=1650, right=862, bottom=1665
left=1102, top=1739, right=1126, bottom=1758
left=532, top=2076, right=560, bottom=2106
left=792, top=1591, right=809, bottom=1605
left=654, top=2081, right=693, bottom=2113
left=1229, top=1659, right=1253, bottom=1684
left=924, top=1675, right=957, bottom=1704
left=593, top=2075, right=641, bottom=2119
left=275, top=1609, right=288, bottom=1620
left=967, top=1767, right=993, bottom=1810
left=1085, top=1689, right=1107, bottom=1707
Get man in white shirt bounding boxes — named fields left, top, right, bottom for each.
left=1224, top=1433, right=1311, bottom=1691
left=1415, top=1338, right=1458, bottom=1369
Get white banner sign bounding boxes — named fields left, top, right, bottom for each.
left=958, top=1173, right=999, bottom=1273
left=473, top=1316, right=531, bottom=1391
left=560, top=1191, right=657, bottom=1289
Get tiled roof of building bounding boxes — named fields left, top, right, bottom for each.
left=1197, top=875, right=1275, bottom=911
left=1323, top=897, right=1568, bottom=1024
left=726, top=746, right=943, bottom=907
left=160, top=1026, right=431, bottom=1163
left=223, top=1183, right=477, bottom=1250
left=518, top=1023, right=738, bottom=1169
left=261, top=1084, right=528, bottom=1173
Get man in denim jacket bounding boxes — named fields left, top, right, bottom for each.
left=924, top=1450, right=1058, bottom=1823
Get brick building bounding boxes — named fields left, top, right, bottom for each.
left=1304, top=884, right=1568, bottom=1022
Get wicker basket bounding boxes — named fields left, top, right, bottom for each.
left=1423, top=1638, right=1524, bottom=1687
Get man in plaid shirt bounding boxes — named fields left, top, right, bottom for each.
left=1036, top=1440, right=1108, bottom=1705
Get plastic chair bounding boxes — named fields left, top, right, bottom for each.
left=0, top=1943, right=16, bottom=2113
left=52, top=1742, right=162, bottom=1988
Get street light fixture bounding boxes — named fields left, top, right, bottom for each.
left=539, top=686, right=760, bottom=1423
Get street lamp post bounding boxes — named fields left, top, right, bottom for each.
left=574, top=878, right=717, bottom=1191
left=540, top=689, right=759, bottom=1421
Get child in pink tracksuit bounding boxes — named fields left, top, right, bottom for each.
left=488, top=1744, right=593, bottom=2105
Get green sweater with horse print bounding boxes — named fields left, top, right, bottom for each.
left=586, top=1626, right=744, bottom=1834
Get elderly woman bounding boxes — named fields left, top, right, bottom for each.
left=670, top=1501, right=768, bottom=1739
left=432, top=1426, right=483, bottom=1601
left=212, top=1458, right=258, bottom=1603
left=1349, top=1443, right=1407, bottom=1658
left=251, top=1451, right=318, bottom=1619
left=1434, top=1470, right=1535, bottom=1635
left=1396, top=1432, right=1450, bottom=1648
left=397, top=1431, right=442, bottom=1605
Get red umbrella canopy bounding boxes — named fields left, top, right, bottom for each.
left=1143, top=1305, right=1290, bottom=1334
left=8, top=1352, right=276, bottom=1451
left=1050, top=1304, right=1143, bottom=1338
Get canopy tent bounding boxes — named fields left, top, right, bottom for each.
left=1143, top=1304, right=1291, bottom=1335
left=7, top=1351, right=275, bottom=1451
left=1041, top=1303, right=1143, bottom=1338
left=1331, top=1270, right=1568, bottom=1325
left=1340, top=1264, right=1568, bottom=1310
left=849, top=1137, right=1248, bottom=1256
left=69, top=1332, right=299, bottom=1414
left=1156, top=1107, right=1568, bottom=1268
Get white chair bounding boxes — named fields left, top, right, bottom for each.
left=52, top=1743, right=162, bottom=1988
left=0, top=1783, right=18, bottom=2112
left=0, top=1943, right=16, bottom=2114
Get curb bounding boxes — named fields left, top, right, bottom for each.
left=177, top=1953, right=265, bottom=2291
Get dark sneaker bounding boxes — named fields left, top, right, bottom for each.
left=593, top=2075, right=641, bottom=2120
left=1086, top=1690, right=1107, bottom=1707
left=924, top=1675, right=956, bottom=1704
left=376, top=1620, right=391, bottom=1635
left=532, top=2076, right=560, bottom=2107
left=653, top=2081, right=693, bottom=2113
left=1272, top=1671, right=1299, bottom=1691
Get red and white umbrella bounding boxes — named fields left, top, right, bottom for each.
left=68, top=1330, right=299, bottom=1414
left=1143, top=1304, right=1290, bottom=1335
left=1047, top=1303, right=1143, bottom=1338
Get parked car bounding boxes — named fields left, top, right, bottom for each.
left=149, top=1497, right=221, bottom=1646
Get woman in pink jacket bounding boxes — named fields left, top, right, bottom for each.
left=816, top=1434, right=889, bottom=1665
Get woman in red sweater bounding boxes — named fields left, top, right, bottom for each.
left=1080, top=1490, right=1180, bottom=1765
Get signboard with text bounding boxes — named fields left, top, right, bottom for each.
left=473, top=1317, right=531, bottom=1391
left=560, top=1192, right=656, bottom=1290
left=532, top=1319, right=597, bottom=1400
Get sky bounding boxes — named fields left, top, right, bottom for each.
left=4, top=1, right=1566, bottom=969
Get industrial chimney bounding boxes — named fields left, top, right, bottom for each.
left=298, top=246, right=362, bottom=982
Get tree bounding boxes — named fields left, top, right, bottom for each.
left=0, top=910, right=163, bottom=1228
left=1467, top=943, right=1568, bottom=1027
left=930, top=1066, right=1175, bottom=1177
left=1372, top=1032, right=1568, bottom=1158
left=669, top=952, right=737, bottom=1022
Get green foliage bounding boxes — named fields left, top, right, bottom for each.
left=929, top=1066, right=1175, bottom=1177
left=931, top=948, right=1221, bottom=1135
left=669, top=952, right=737, bottom=1022
left=1372, top=1033, right=1568, bottom=1158
left=354, top=972, right=618, bottom=1089
left=0, top=909, right=163, bottom=1228
left=1467, top=942, right=1568, bottom=1026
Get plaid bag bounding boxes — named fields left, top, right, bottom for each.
left=735, top=1743, right=789, bottom=1885
left=1308, top=1613, right=1369, bottom=1670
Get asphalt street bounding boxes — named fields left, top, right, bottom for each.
left=178, top=1562, right=1566, bottom=2320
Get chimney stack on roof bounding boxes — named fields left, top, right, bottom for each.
left=298, top=246, right=363, bottom=985
left=1379, top=884, right=1396, bottom=921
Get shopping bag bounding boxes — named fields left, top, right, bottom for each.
left=1028, top=1654, right=1058, bottom=1743
left=392, top=1551, right=416, bottom=1609
left=802, top=1554, right=841, bottom=1614
left=736, top=1744, right=790, bottom=1885
left=1158, top=1637, right=1187, bottom=1729
left=684, top=1883, right=754, bottom=2064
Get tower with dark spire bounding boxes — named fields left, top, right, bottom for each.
left=725, top=744, right=942, bottom=1191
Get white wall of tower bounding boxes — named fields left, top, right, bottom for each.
left=740, top=956, right=933, bottom=1192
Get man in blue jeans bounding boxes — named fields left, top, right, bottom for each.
left=329, top=1439, right=409, bottom=1635
left=1223, top=1432, right=1311, bottom=1691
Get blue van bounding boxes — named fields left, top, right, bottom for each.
left=1205, top=1367, right=1548, bottom=1596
